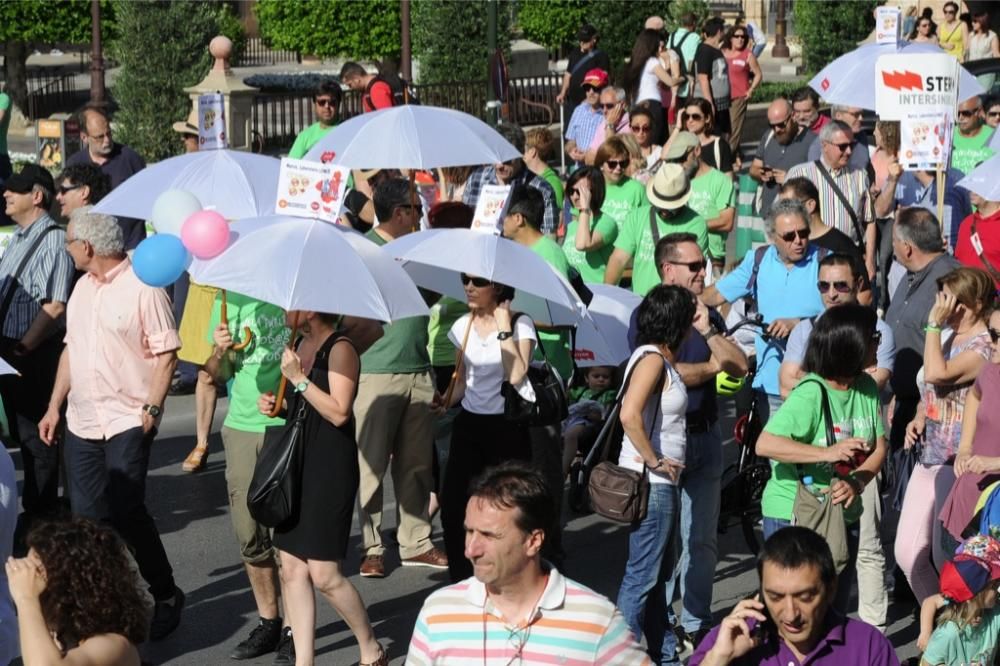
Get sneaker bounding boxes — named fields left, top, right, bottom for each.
left=360, top=554, right=385, bottom=578
left=673, top=626, right=694, bottom=655
left=149, top=587, right=185, bottom=640
left=230, top=617, right=282, bottom=659
left=272, top=627, right=294, bottom=666
left=401, top=546, right=448, bottom=570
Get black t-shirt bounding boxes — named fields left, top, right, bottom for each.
left=565, top=48, right=611, bottom=106
left=675, top=308, right=728, bottom=423
left=701, top=137, right=734, bottom=173
left=692, top=43, right=730, bottom=111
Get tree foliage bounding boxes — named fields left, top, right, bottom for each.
left=255, top=0, right=400, bottom=61
left=412, top=0, right=513, bottom=85
left=794, top=0, right=878, bottom=75
left=110, top=0, right=231, bottom=162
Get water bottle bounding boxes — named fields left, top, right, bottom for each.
left=802, top=476, right=825, bottom=503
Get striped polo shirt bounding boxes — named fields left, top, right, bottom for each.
left=406, top=566, right=651, bottom=665
left=785, top=159, right=872, bottom=242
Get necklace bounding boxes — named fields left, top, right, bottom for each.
left=481, top=575, right=549, bottom=665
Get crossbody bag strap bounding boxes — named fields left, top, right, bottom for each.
left=0, top=225, right=62, bottom=328
left=649, top=206, right=661, bottom=246
left=568, top=49, right=599, bottom=78
left=814, top=160, right=867, bottom=249
left=594, top=351, right=666, bottom=464
left=969, top=217, right=1000, bottom=283
left=795, top=377, right=836, bottom=480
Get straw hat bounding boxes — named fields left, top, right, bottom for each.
left=172, top=108, right=199, bottom=137
left=645, top=162, right=691, bottom=211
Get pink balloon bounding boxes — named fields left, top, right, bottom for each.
left=181, top=210, right=230, bottom=259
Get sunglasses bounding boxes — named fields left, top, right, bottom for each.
left=605, top=158, right=629, bottom=170
left=315, top=98, right=336, bottom=107
left=460, top=274, right=492, bottom=288
left=684, top=113, right=704, bottom=121
left=733, top=33, right=747, bottom=39
left=958, top=109, right=980, bottom=118
left=630, top=123, right=651, bottom=133
left=665, top=258, right=708, bottom=272
left=817, top=280, right=852, bottom=293
left=57, top=183, right=83, bottom=195
left=989, top=111, right=1000, bottom=118
left=582, top=84, right=603, bottom=93
left=826, top=141, right=853, bottom=153
left=989, top=327, right=1000, bottom=343
left=601, top=103, right=618, bottom=110
left=779, top=228, right=810, bottom=242
left=769, top=116, right=791, bottom=130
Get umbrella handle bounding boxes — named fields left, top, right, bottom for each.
left=221, top=289, right=255, bottom=351
left=442, top=314, right=474, bottom=409
left=268, top=320, right=300, bottom=419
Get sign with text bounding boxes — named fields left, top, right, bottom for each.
left=875, top=6, right=901, bottom=45
left=470, top=185, right=511, bottom=235
left=900, top=109, right=953, bottom=171
left=198, top=93, right=227, bottom=150
left=275, top=158, right=350, bottom=223
left=875, top=53, right=959, bottom=120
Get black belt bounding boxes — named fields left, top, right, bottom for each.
left=686, top=418, right=714, bottom=434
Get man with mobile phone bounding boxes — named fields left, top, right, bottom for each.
left=749, top=98, right=815, bottom=219
left=689, top=527, right=899, bottom=665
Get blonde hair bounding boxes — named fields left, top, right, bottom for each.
left=525, top=127, right=556, bottom=160
left=937, top=267, right=997, bottom=322
left=875, top=120, right=901, bottom=157
left=938, top=586, right=995, bottom=630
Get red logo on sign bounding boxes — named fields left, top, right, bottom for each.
left=573, top=349, right=596, bottom=361
left=881, top=70, right=923, bottom=91
left=821, top=78, right=830, bottom=91
left=321, top=151, right=336, bottom=164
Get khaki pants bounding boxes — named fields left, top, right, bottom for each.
left=222, top=426, right=274, bottom=565
left=728, top=96, right=749, bottom=156
left=354, top=371, right=436, bottom=558
left=857, top=476, right=888, bottom=630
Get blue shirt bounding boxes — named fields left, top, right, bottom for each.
left=784, top=314, right=896, bottom=373
left=565, top=103, right=604, bottom=156
left=894, top=168, right=971, bottom=250
left=715, top=245, right=825, bottom=395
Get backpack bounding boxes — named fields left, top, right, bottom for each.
left=367, top=72, right=420, bottom=107
left=667, top=30, right=695, bottom=85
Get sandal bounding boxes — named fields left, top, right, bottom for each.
left=359, top=644, right=387, bottom=666
left=182, top=443, right=209, bottom=472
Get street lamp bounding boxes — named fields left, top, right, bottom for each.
left=90, top=0, right=106, bottom=103
left=772, top=0, right=790, bottom=59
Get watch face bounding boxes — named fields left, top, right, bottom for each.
left=147, top=405, right=161, bottom=417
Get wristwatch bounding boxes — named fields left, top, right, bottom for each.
left=497, top=331, right=514, bottom=341
left=142, top=404, right=162, bottom=418
left=294, top=379, right=311, bottom=393
left=703, top=326, right=719, bottom=341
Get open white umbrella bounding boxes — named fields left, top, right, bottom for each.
left=574, top=284, right=642, bottom=368
left=0, top=357, right=18, bottom=376
left=808, top=41, right=983, bottom=110
left=384, top=229, right=584, bottom=327
left=93, top=150, right=280, bottom=221
left=956, top=152, right=1000, bottom=199
left=303, top=105, right=521, bottom=169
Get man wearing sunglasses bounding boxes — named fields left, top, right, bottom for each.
left=582, top=87, right=631, bottom=166
left=288, top=81, right=342, bottom=159
left=54, top=164, right=110, bottom=222
left=951, top=96, right=995, bottom=176
left=564, top=68, right=608, bottom=167
left=805, top=106, right=872, bottom=174
left=750, top=98, right=816, bottom=219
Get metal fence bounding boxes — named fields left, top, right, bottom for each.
left=26, top=73, right=89, bottom=120
left=234, top=37, right=300, bottom=67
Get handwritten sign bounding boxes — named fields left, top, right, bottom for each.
left=276, top=158, right=350, bottom=223
left=198, top=93, right=227, bottom=150
left=470, top=185, right=511, bottom=235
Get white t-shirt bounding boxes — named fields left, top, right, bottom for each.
left=449, top=313, right=537, bottom=415
left=637, top=57, right=662, bottom=104
left=617, top=345, right=688, bottom=485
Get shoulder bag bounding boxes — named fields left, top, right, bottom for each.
left=501, top=313, right=568, bottom=427
left=585, top=351, right=666, bottom=524
left=814, top=160, right=869, bottom=251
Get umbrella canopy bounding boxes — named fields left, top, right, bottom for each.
left=0, top=357, right=17, bottom=376
left=93, top=150, right=280, bottom=221
left=188, top=216, right=428, bottom=322
left=384, top=229, right=584, bottom=327
left=808, top=42, right=983, bottom=110
left=574, top=284, right=642, bottom=368
left=956, top=152, right=1000, bottom=199
left=303, top=105, right=521, bottom=169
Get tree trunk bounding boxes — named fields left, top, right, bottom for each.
left=3, top=41, right=29, bottom=118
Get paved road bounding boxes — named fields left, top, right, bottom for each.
left=9, top=392, right=921, bottom=665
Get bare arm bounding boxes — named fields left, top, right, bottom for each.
left=699, top=285, right=728, bottom=308
left=291, top=341, right=359, bottom=427
left=917, top=593, right=947, bottom=653
left=707, top=207, right=735, bottom=233
left=779, top=360, right=803, bottom=399
left=746, top=52, right=763, bottom=98
left=556, top=72, right=571, bottom=104
left=620, top=355, right=675, bottom=475
left=867, top=367, right=890, bottom=392
left=922, top=331, right=988, bottom=385
left=501, top=336, right=534, bottom=388
left=953, top=387, right=979, bottom=475
left=874, top=165, right=900, bottom=218
left=19, top=301, right=65, bottom=352
left=574, top=211, right=606, bottom=251
left=749, top=157, right=767, bottom=183
left=38, top=349, right=71, bottom=445
left=603, top=248, right=631, bottom=285
left=15, top=596, right=136, bottom=665
left=698, top=74, right=713, bottom=108
left=652, top=62, right=683, bottom=87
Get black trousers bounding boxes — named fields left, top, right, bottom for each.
left=441, top=410, right=531, bottom=582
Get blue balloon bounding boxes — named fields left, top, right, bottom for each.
left=133, top=234, right=190, bottom=288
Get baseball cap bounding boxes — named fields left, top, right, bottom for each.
left=582, top=68, right=609, bottom=89
left=4, top=164, right=55, bottom=196
left=940, top=557, right=992, bottom=603
left=577, top=24, right=598, bottom=42
left=664, top=131, right=701, bottom=161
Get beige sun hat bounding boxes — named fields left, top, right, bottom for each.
left=645, top=162, right=691, bottom=210
left=172, top=107, right=199, bottom=137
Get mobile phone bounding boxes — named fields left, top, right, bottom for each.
left=746, top=589, right=772, bottom=639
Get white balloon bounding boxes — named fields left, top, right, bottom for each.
left=150, top=189, right=202, bottom=237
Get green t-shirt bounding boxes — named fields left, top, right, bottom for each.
left=427, top=296, right=468, bottom=366
left=613, top=205, right=708, bottom=296
left=923, top=607, right=1000, bottom=666
left=688, top=168, right=735, bottom=260
left=207, top=292, right=289, bottom=433
left=562, top=210, right=619, bottom=283
left=288, top=122, right=336, bottom=159
left=0, top=93, right=10, bottom=156
left=602, top=178, right=646, bottom=228
left=761, top=373, right=885, bottom=522
left=529, top=236, right=574, bottom=382
left=361, top=230, right=431, bottom=374
left=539, top=166, right=565, bottom=210
left=951, top=126, right=995, bottom=176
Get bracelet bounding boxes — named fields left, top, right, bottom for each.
left=924, top=325, right=942, bottom=333
left=703, top=327, right=718, bottom=341
left=649, top=458, right=664, bottom=470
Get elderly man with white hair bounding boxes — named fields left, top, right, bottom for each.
left=805, top=104, right=872, bottom=173
left=38, top=209, right=186, bottom=640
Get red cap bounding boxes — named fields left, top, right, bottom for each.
left=582, top=68, right=609, bottom=88
left=940, top=557, right=991, bottom=603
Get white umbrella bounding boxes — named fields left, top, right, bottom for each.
left=303, top=105, right=521, bottom=169
left=188, top=216, right=428, bottom=322
left=0, top=357, right=18, bottom=376
left=384, top=229, right=584, bottom=327
left=93, top=150, right=280, bottom=221
left=956, top=152, right=1000, bottom=199
left=808, top=41, right=983, bottom=110
left=574, top=284, right=642, bottom=368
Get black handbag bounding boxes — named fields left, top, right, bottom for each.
left=247, top=400, right=308, bottom=528
left=500, top=313, right=568, bottom=427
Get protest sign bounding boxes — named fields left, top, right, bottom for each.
left=899, top=109, right=953, bottom=171
left=875, top=6, right=901, bottom=45
left=275, top=158, right=350, bottom=224
left=470, top=184, right=511, bottom=235
left=875, top=53, right=959, bottom=121
left=198, top=93, right=227, bottom=150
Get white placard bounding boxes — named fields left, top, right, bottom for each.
left=900, top=109, right=953, bottom=171
left=875, top=54, right=959, bottom=121
left=470, top=185, right=511, bottom=235
left=198, top=93, right=227, bottom=150
left=875, top=6, right=901, bottom=45
left=276, top=158, right=350, bottom=223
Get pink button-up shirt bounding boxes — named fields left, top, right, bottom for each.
left=65, top=258, right=181, bottom=440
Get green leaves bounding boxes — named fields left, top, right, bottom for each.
left=412, top=0, right=512, bottom=85
left=794, top=0, right=879, bottom=76
left=255, top=0, right=401, bottom=60
left=0, top=0, right=94, bottom=44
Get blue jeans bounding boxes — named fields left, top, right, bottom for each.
left=665, top=424, right=724, bottom=634
left=617, top=483, right=680, bottom=665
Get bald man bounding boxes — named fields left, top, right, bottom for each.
left=749, top=98, right=816, bottom=217
left=645, top=16, right=665, bottom=32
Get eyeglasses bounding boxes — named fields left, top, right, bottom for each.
left=989, top=327, right=1000, bottom=343
left=582, top=84, right=603, bottom=93
left=733, top=33, right=748, bottom=39
left=630, top=123, right=651, bottom=133
left=825, top=141, right=853, bottom=153
left=88, top=130, right=112, bottom=142
left=684, top=113, right=704, bottom=121
left=664, top=258, right=708, bottom=272
left=605, top=158, right=629, bottom=170
left=958, top=109, right=980, bottom=118
left=460, top=273, right=492, bottom=288
left=817, top=280, right=852, bottom=293
left=314, top=98, right=336, bottom=107
left=601, top=103, right=618, bottom=110
left=778, top=228, right=810, bottom=242
left=769, top=116, right=791, bottom=130
left=57, top=183, right=83, bottom=195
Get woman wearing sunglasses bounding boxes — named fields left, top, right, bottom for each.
left=594, top=136, right=645, bottom=225
left=437, top=275, right=536, bottom=583
left=623, top=29, right=684, bottom=145
left=625, top=106, right=663, bottom=180
left=680, top=98, right=733, bottom=178
left=938, top=1, right=968, bottom=62
left=722, top=25, right=762, bottom=162
left=563, top=167, right=615, bottom=284
left=908, top=13, right=939, bottom=44
left=896, top=267, right=995, bottom=603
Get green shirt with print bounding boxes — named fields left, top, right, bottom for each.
left=539, top=166, right=565, bottom=210
left=288, top=122, right=336, bottom=159
left=951, top=125, right=995, bottom=176
left=562, top=210, right=619, bottom=283
left=208, top=292, right=289, bottom=433
left=528, top=236, right=574, bottom=382
left=361, top=229, right=431, bottom=374
left=761, top=373, right=884, bottom=522
left=688, top=167, right=735, bottom=260
left=613, top=205, right=708, bottom=296
left=602, top=178, right=645, bottom=227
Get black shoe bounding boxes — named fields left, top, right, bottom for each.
left=168, top=378, right=196, bottom=396
left=149, top=587, right=185, bottom=640
left=230, top=617, right=282, bottom=659
left=272, top=627, right=294, bottom=666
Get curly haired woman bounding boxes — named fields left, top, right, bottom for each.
left=6, top=517, right=148, bottom=665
